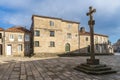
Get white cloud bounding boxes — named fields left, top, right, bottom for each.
left=2, top=13, right=31, bottom=28
left=0, top=0, right=33, bottom=9
left=1, top=0, right=120, bottom=15
left=93, top=0, right=120, bottom=15
left=0, top=0, right=119, bottom=26
left=0, top=0, right=120, bottom=26
left=1, top=0, right=120, bottom=43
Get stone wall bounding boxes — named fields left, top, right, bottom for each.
left=4, top=32, right=30, bottom=56
left=32, top=16, right=79, bottom=54
left=79, top=33, right=109, bottom=53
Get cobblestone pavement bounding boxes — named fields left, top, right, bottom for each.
left=0, top=55, right=120, bottom=80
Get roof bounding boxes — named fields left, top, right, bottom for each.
left=32, top=15, right=80, bottom=24
left=80, top=31, right=108, bottom=37
left=5, top=26, right=30, bottom=33
left=0, top=27, right=4, bottom=31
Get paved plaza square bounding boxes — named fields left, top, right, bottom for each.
left=0, top=55, right=120, bottom=80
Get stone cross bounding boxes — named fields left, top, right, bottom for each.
left=74, top=6, right=116, bottom=75
left=86, top=6, right=96, bottom=61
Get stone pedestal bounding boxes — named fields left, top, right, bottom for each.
left=87, top=59, right=99, bottom=65
left=74, top=59, right=117, bottom=75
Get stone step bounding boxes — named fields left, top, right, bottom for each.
left=75, top=67, right=117, bottom=75
left=78, top=65, right=111, bottom=71
left=81, top=63, right=106, bottom=68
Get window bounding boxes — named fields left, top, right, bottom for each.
left=100, top=37, right=102, bottom=43
left=25, top=34, right=30, bottom=41
left=18, top=35, right=22, bottom=41
left=50, top=31, right=55, bottom=37
left=68, top=24, right=72, bottom=29
left=103, top=44, right=107, bottom=50
left=67, top=33, right=72, bottom=39
left=18, top=35, right=22, bottom=39
left=86, top=37, right=88, bottom=41
left=95, top=37, right=98, bottom=44
left=96, top=44, right=99, bottom=50
left=10, top=34, right=14, bottom=39
left=9, top=34, right=14, bottom=41
left=50, top=41, right=55, bottom=47
left=34, top=30, right=40, bottom=36
left=50, top=21, right=54, bottom=26
left=34, top=41, right=39, bottom=47
left=25, top=44, right=29, bottom=52
left=18, top=44, right=22, bottom=52
left=0, top=33, right=2, bottom=39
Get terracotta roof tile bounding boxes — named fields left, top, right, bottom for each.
left=5, top=26, right=30, bottom=33
left=0, top=27, right=4, bottom=31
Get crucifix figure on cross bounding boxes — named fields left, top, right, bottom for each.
left=86, top=6, right=99, bottom=65
left=87, top=6, right=96, bottom=26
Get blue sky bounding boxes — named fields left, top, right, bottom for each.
left=0, top=0, right=120, bottom=44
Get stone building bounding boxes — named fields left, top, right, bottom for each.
left=113, top=39, right=120, bottom=52
left=0, top=15, right=113, bottom=57
left=0, top=26, right=31, bottom=56
left=0, top=28, right=4, bottom=55
left=31, top=15, right=80, bottom=55
left=79, top=27, right=113, bottom=53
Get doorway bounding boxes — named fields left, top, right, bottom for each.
left=7, top=44, right=12, bottom=55
left=87, top=45, right=90, bottom=53
left=65, top=43, right=70, bottom=52
left=0, top=44, right=2, bottom=55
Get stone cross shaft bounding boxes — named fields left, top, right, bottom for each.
left=86, top=6, right=96, bottom=60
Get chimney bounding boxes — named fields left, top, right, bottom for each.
left=80, top=27, right=85, bottom=33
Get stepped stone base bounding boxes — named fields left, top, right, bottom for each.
left=74, top=63, right=117, bottom=75
left=74, top=58, right=117, bottom=75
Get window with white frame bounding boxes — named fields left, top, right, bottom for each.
left=68, top=24, right=72, bottom=29
left=18, top=44, right=22, bottom=52
left=25, top=34, right=30, bottom=41
left=50, top=21, right=54, bottom=26
left=18, top=35, right=22, bottom=41
left=9, top=34, right=14, bottom=41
